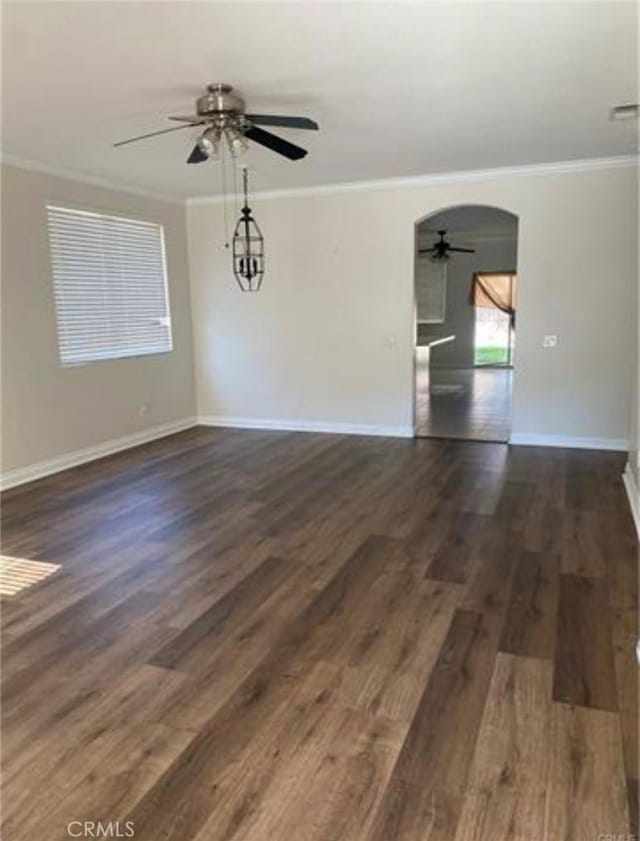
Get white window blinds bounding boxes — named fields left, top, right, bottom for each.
left=47, top=204, right=173, bottom=365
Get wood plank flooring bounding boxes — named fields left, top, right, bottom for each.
left=415, top=350, right=513, bottom=443
left=1, top=426, right=637, bottom=841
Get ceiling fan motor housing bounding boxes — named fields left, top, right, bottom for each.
left=197, top=83, right=245, bottom=116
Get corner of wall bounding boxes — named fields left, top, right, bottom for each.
left=623, top=460, right=640, bottom=541
left=181, top=197, right=198, bottom=419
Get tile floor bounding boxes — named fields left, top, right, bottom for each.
left=415, top=349, right=513, bottom=442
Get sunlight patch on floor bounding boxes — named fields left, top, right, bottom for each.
left=0, top=555, right=60, bottom=596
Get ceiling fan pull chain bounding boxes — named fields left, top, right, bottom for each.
left=232, top=161, right=240, bottom=221
left=221, top=142, right=230, bottom=248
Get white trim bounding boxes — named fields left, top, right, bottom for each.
left=187, top=155, right=638, bottom=205
left=0, top=417, right=197, bottom=491
left=1, top=155, right=183, bottom=205
left=622, top=462, right=640, bottom=541
left=509, top=433, right=628, bottom=451
left=3, top=153, right=636, bottom=206
left=197, top=415, right=413, bottom=439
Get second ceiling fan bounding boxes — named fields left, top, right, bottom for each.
left=419, top=230, right=476, bottom=262
left=114, top=82, right=318, bottom=163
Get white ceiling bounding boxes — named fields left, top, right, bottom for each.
left=2, top=1, right=638, bottom=198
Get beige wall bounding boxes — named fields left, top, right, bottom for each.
left=1, top=164, right=196, bottom=474
left=2, top=160, right=636, bottom=481
left=188, top=164, right=637, bottom=445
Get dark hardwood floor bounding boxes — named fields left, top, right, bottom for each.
left=1, top=426, right=637, bottom=841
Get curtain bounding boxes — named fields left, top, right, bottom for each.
left=470, top=272, right=517, bottom=327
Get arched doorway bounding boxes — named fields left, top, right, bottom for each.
left=413, top=205, right=519, bottom=442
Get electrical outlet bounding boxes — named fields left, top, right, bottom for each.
left=543, top=335, right=558, bottom=348
left=138, top=403, right=150, bottom=418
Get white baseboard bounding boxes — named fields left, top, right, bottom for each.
left=0, top=417, right=197, bottom=491
left=4, top=416, right=629, bottom=493
left=623, top=462, right=640, bottom=541
left=509, top=433, right=628, bottom=451
left=197, top=415, right=414, bottom=439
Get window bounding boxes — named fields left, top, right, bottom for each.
left=416, top=257, right=447, bottom=324
left=471, top=272, right=517, bottom=366
left=47, top=204, right=173, bottom=365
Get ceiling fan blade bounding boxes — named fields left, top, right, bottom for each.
left=246, top=114, right=318, bottom=130
left=169, top=115, right=207, bottom=123
left=244, top=125, right=307, bottom=160
left=418, top=248, right=436, bottom=253
left=187, top=144, right=209, bottom=164
left=114, top=123, right=203, bottom=147
left=449, top=247, right=476, bottom=253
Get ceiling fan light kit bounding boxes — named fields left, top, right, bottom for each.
left=225, top=125, right=249, bottom=157
left=198, top=126, right=220, bottom=159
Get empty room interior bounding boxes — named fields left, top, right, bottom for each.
left=1, top=3, right=639, bottom=841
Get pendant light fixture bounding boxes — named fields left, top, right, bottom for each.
left=232, top=167, right=264, bottom=292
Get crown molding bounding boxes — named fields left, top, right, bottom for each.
left=2, top=152, right=636, bottom=208
left=187, top=154, right=639, bottom=206
left=0, top=155, right=184, bottom=205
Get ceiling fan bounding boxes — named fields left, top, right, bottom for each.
left=419, top=230, right=476, bottom=261
left=114, top=82, right=318, bottom=163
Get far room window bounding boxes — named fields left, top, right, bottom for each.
left=47, top=204, right=173, bottom=365
left=471, top=271, right=517, bottom=366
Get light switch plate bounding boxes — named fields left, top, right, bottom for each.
left=543, top=335, right=558, bottom=348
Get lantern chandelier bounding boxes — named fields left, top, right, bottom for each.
left=232, top=168, right=264, bottom=292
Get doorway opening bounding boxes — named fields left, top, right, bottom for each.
left=413, top=206, right=518, bottom=443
